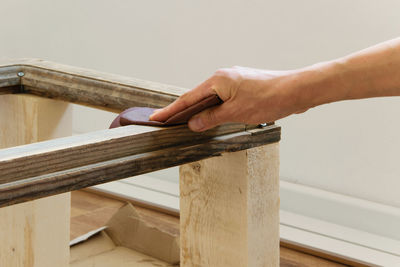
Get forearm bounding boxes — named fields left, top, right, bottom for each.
left=151, top=38, right=400, bottom=132
left=293, top=38, right=400, bottom=110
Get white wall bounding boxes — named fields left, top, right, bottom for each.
left=1, top=0, right=400, bottom=207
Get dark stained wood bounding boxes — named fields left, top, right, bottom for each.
left=1, top=59, right=188, bottom=110
left=0, top=86, right=20, bottom=95
left=21, top=66, right=177, bottom=110
left=0, top=122, right=254, bottom=185
left=0, top=59, right=186, bottom=110
left=0, top=125, right=280, bottom=207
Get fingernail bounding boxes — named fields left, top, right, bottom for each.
left=189, top=117, right=205, bottom=131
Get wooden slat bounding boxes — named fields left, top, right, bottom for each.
left=0, top=125, right=280, bottom=207
left=0, top=59, right=188, bottom=110
left=21, top=67, right=177, bottom=110
left=0, top=122, right=252, bottom=185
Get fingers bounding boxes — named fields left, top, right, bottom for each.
left=150, top=80, right=215, bottom=122
left=188, top=104, right=230, bottom=132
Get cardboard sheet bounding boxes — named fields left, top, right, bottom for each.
left=70, top=203, right=180, bottom=267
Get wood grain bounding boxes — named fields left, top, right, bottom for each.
left=0, top=65, right=21, bottom=87
left=0, top=59, right=187, bottom=110
left=0, top=119, right=254, bottom=185
left=0, top=94, right=70, bottom=267
left=0, top=125, right=280, bottom=207
left=0, top=60, right=283, bottom=267
left=180, top=143, right=280, bottom=267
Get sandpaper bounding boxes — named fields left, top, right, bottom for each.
left=109, top=94, right=222, bottom=128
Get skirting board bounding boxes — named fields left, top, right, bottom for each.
left=92, top=175, right=179, bottom=214
left=280, top=211, right=400, bottom=266
left=91, top=176, right=400, bottom=266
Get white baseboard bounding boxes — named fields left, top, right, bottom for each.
left=281, top=180, right=400, bottom=266
left=92, top=177, right=400, bottom=266
left=280, top=180, right=400, bottom=240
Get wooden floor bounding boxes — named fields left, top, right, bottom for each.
left=71, top=190, right=349, bottom=267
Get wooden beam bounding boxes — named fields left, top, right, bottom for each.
left=0, top=94, right=70, bottom=267
left=0, top=125, right=280, bottom=207
left=180, top=143, right=280, bottom=267
left=0, top=121, right=253, bottom=185
left=0, top=59, right=187, bottom=110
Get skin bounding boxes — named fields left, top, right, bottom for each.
left=150, top=38, right=400, bottom=132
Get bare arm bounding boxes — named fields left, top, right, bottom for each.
left=150, top=38, right=400, bottom=132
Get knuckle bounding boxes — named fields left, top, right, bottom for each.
left=214, top=68, right=230, bottom=77
left=214, top=67, right=241, bottom=81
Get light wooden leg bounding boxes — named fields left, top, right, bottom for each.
left=180, top=143, right=280, bottom=267
left=0, top=94, right=71, bottom=267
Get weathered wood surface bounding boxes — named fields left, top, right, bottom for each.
left=0, top=65, right=21, bottom=87
left=0, top=59, right=187, bottom=110
left=0, top=94, right=70, bottom=267
left=180, top=143, right=280, bottom=267
left=0, top=121, right=253, bottom=185
left=0, top=125, right=280, bottom=207
left=0, top=64, right=21, bottom=94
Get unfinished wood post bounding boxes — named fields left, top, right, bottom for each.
left=0, top=94, right=71, bottom=267
left=180, top=143, right=280, bottom=267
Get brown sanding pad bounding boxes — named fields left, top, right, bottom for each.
left=109, top=94, right=222, bottom=128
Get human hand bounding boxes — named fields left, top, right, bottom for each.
left=150, top=66, right=309, bottom=132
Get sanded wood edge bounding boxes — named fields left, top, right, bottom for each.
left=0, top=126, right=280, bottom=207
left=0, top=58, right=187, bottom=96
left=0, top=65, right=22, bottom=94
left=0, top=122, right=260, bottom=185
left=0, top=59, right=188, bottom=110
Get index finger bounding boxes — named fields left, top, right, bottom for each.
left=150, top=79, right=216, bottom=122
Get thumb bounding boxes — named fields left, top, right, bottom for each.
left=188, top=105, right=229, bottom=132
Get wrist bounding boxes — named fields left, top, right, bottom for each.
left=287, top=60, right=348, bottom=111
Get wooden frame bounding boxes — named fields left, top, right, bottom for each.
left=0, top=59, right=280, bottom=208
left=0, top=59, right=281, bottom=266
